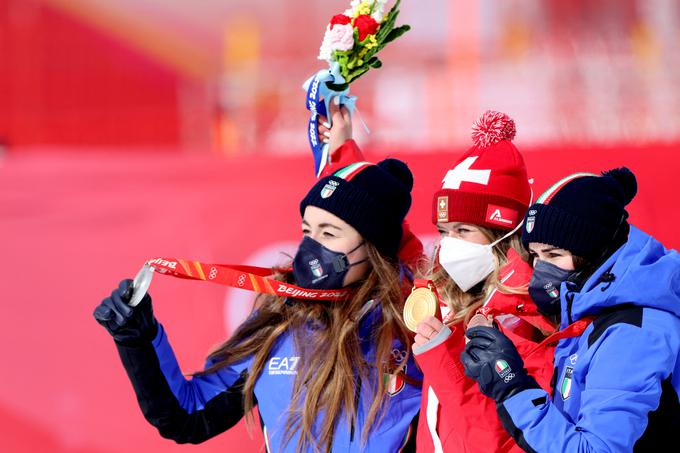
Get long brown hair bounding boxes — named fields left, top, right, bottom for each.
left=422, top=227, right=528, bottom=326
left=199, top=243, right=412, bottom=452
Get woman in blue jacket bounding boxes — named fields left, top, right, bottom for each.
left=93, top=159, right=422, bottom=452
left=461, top=168, right=680, bottom=452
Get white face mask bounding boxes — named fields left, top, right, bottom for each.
left=438, top=220, right=525, bottom=292
left=438, top=237, right=497, bottom=292
left=438, top=186, right=533, bottom=292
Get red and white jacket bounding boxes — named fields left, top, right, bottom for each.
left=414, top=249, right=556, bottom=453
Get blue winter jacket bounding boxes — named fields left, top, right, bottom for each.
left=500, top=226, right=680, bottom=452
left=115, top=301, right=422, bottom=452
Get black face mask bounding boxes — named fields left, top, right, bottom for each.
left=292, top=236, right=366, bottom=290
left=529, top=260, right=576, bottom=316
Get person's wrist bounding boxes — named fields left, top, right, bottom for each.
left=144, top=316, right=159, bottom=342
left=112, top=314, right=158, bottom=347
left=495, top=372, right=539, bottom=403
left=413, top=325, right=452, bottom=355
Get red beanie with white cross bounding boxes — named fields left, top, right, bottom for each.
left=432, top=111, right=531, bottom=231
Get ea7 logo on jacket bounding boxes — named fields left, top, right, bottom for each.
left=268, top=356, right=300, bottom=375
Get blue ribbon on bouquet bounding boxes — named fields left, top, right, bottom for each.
left=303, top=62, right=357, bottom=177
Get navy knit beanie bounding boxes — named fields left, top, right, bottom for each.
left=300, top=159, right=413, bottom=259
left=522, top=168, right=638, bottom=261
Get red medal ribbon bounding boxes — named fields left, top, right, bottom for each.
left=146, top=258, right=351, bottom=301
left=411, top=278, right=445, bottom=321
left=525, top=316, right=595, bottom=357
left=412, top=279, right=445, bottom=305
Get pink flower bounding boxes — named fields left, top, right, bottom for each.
left=327, top=23, right=355, bottom=52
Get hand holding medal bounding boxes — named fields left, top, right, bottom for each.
left=121, top=263, right=154, bottom=307
left=405, top=279, right=446, bottom=346
left=466, top=312, right=494, bottom=343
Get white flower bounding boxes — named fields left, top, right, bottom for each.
left=345, top=0, right=373, bottom=18
left=349, top=0, right=363, bottom=11
left=372, top=0, right=388, bottom=22
left=318, top=25, right=333, bottom=61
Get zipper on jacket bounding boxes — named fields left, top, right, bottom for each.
left=566, top=291, right=575, bottom=325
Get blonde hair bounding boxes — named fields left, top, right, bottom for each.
left=420, top=226, right=528, bottom=326
left=198, top=243, right=413, bottom=452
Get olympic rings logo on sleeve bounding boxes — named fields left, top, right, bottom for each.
left=391, top=348, right=407, bottom=364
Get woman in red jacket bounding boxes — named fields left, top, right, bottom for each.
left=410, top=111, right=556, bottom=453
left=317, top=106, right=557, bottom=452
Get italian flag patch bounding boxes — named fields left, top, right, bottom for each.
left=561, top=366, right=574, bottom=400
left=495, top=359, right=511, bottom=378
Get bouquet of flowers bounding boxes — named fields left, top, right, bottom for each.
left=303, top=0, right=410, bottom=176
left=317, top=0, right=410, bottom=91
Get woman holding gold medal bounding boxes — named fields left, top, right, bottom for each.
left=318, top=109, right=557, bottom=452
left=408, top=111, right=558, bottom=453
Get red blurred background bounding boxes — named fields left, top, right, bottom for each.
left=1, top=0, right=679, bottom=452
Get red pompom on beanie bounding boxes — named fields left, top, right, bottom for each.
left=432, top=110, right=531, bottom=231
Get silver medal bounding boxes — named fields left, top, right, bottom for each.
left=128, top=263, right=154, bottom=307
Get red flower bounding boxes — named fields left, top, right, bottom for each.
left=354, top=14, right=379, bottom=41
left=330, top=14, right=352, bottom=29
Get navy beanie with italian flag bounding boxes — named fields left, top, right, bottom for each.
left=432, top=110, right=531, bottom=231
left=300, top=159, right=413, bottom=259
left=521, top=168, right=638, bottom=261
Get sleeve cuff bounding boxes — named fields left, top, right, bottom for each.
left=152, top=322, right=165, bottom=348
left=414, top=325, right=452, bottom=355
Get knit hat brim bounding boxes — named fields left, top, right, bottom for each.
left=433, top=189, right=527, bottom=231
left=301, top=176, right=404, bottom=258
left=522, top=203, right=615, bottom=260
left=521, top=168, right=637, bottom=261
left=299, top=159, right=413, bottom=259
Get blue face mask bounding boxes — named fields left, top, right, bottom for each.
left=292, top=236, right=366, bottom=290
left=528, top=260, right=576, bottom=316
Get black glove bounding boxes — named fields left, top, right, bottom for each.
left=93, top=279, right=158, bottom=346
left=461, top=326, right=539, bottom=403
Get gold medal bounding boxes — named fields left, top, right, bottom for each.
left=403, top=285, right=439, bottom=333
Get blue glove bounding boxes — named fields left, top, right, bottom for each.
left=461, top=326, right=539, bottom=403
left=93, top=279, right=158, bottom=346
